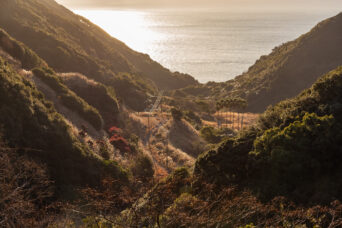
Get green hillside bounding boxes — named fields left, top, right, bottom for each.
left=175, top=12, right=342, bottom=113
left=0, top=56, right=127, bottom=193
left=195, top=66, right=342, bottom=204
left=0, top=0, right=197, bottom=95
left=0, top=28, right=46, bottom=69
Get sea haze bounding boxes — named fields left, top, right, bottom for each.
left=75, top=9, right=335, bottom=83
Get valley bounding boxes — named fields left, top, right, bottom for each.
left=0, top=0, right=341, bottom=227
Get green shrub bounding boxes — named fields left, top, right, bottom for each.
left=252, top=112, right=342, bottom=201
left=131, top=153, right=154, bottom=180
left=110, top=73, right=156, bottom=111
left=200, top=126, right=223, bottom=144
left=62, top=75, right=120, bottom=128
left=32, top=68, right=103, bottom=130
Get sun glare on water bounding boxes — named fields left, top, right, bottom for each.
left=74, top=9, right=332, bottom=83
left=74, top=10, right=163, bottom=54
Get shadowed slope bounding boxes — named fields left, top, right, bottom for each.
left=0, top=0, right=197, bottom=91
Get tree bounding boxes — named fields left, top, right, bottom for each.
left=227, top=98, right=247, bottom=130
left=131, top=153, right=155, bottom=181
left=239, top=99, right=248, bottom=129
left=223, top=99, right=229, bottom=127
left=200, top=126, right=223, bottom=144
left=216, top=100, right=224, bottom=128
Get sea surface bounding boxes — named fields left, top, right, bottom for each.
left=75, top=9, right=337, bottom=83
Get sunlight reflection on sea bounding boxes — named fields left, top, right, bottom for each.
left=74, top=9, right=335, bottom=83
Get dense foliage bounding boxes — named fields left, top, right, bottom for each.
left=32, top=67, right=103, bottom=130
left=0, top=28, right=46, bottom=69
left=61, top=73, right=120, bottom=128
left=0, top=58, right=127, bottom=194
left=195, top=66, right=342, bottom=204
left=199, top=126, right=223, bottom=144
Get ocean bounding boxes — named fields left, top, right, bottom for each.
left=74, top=9, right=337, bottom=83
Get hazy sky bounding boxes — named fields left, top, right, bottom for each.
left=56, top=0, right=342, bottom=11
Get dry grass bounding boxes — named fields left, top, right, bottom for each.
left=168, top=119, right=207, bottom=157
left=129, top=112, right=197, bottom=175
left=59, top=72, right=98, bottom=87
left=203, top=112, right=260, bottom=130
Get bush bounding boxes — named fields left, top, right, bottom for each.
left=99, top=143, right=111, bottom=160
left=171, top=108, right=183, bottom=121
left=61, top=73, right=121, bottom=128
left=131, top=154, right=154, bottom=180
left=109, top=134, right=131, bottom=154
left=200, top=126, right=223, bottom=144
left=110, top=73, right=156, bottom=111
left=32, top=68, right=103, bottom=130
left=195, top=67, right=342, bottom=204
left=252, top=112, right=342, bottom=202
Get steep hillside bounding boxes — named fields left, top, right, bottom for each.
left=0, top=28, right=46, bottom=69
left=59, top=72, right=120, bottom=129
left=195, top=66, right=342, bottom=204
left=0, top=0, right=197, bottom=93
left=0, top=57, right=127, bottom=193
left=168, top=119, right=207, bottom=157
left=0, top=28, right=125, bottom=131
left=176, top=12, right=342, bottom=112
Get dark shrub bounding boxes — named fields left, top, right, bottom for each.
left=171, top=108, right=183, bottom=121
left=131, top=154, right=154, bottom=180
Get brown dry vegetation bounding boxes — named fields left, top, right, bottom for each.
left=128, top=112, right=197, bottom=174
left=168, top=119, right=207, bottom=157
left=203, top=112, right=260, bottom=130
